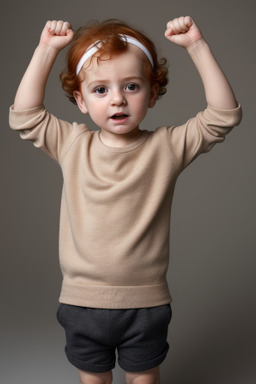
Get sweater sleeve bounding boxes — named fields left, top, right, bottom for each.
left=9, top=104, right=88, bottom=163
left=166, top=104, right=242, bottom=169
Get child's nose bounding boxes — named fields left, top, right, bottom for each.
left=110, top=89, right=126, bottom=106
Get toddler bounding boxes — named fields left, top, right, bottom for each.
left=9, top=16, right=242, bottom=384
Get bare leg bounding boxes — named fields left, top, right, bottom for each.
left=125, top=366, right=160, bottom=384
left=78, top=369, right=113, bottom=384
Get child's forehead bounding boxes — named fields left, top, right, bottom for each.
left=83, top=45, right=147, bottom=75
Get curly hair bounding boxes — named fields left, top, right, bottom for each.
left=60, top=19, right=169, bottom=105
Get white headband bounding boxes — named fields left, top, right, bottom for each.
left=76, top=34, right=154, bottom=75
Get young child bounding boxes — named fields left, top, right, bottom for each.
left=9, top=17, right=242, bottom=384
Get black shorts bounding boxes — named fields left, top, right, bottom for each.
left=57, top=303, right=172, bottom=373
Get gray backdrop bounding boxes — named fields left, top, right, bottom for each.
left=1, top=0, right=255, bottom=383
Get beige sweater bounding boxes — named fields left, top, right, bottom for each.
left=9, top=104, right=242, bottom=308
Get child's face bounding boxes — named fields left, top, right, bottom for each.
left=74, top=46, right=158, bottom=146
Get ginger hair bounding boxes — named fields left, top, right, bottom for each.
left=60, top=19, right=169, bottom=105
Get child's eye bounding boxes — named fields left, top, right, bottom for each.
left=95, top=86, right=107, bottom=95
left=125, top=83, right=139, bottom=92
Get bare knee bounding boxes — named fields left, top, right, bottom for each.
left=78, top=369, right=113, bottom=384
left=125, top=367, right=160, bottom=384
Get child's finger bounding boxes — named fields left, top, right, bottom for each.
left=184, top=16, right=193, bottom=29
left=45, top=20, right=52, bottom=30
left=45, top=20, right=55, bottom=34
left=55, top=20, right=65, bottom=35
left=48, top=20, right=58, bottom=35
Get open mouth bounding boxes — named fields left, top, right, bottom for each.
left=111, top=114, right=128, bottom=120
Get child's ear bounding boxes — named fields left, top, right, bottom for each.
left=73, top=91, right=88, bottom=114
left=149, top=83, right=160, bottom=108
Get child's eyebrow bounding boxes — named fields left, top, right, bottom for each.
left=122, top=76, right=145, bottom=83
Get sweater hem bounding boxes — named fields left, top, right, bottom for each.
left=59, top=281, right=172, bottom=309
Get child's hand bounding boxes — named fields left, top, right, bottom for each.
left=39, top=20, right=74, bottom=51
left=165, top=16, right=203, bottom=49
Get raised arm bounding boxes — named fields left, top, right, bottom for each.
left=13, top=20, right=74, bottom=111
left=165, top=16, right=238, bottom=110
